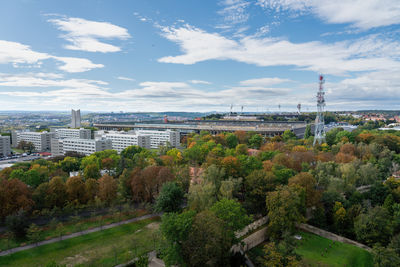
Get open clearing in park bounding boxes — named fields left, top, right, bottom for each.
left=0, top=217, right=160, bottom=267
left=249, top=231, right=373, bottom=267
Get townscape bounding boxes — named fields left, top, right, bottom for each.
left=1, top=1, right=400, bottom=266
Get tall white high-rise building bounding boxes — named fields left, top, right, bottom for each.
left=71, top=109, right=81, bottom=128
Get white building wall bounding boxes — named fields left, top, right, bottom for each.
left=61, top=138, right=112, bottom=156
left=15, top=131, right=54, bottom=151
left=135, top=130, right=180, bottom=149
left=55, top=128, right=91, bottom=139
left=0, top=136, right=11, bottom=157
left=104, top=133, right=151, bottom=152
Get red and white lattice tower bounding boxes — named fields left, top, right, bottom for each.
left=313, top=75, right=326, bottom=146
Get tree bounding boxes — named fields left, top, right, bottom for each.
left=0, top=178, right=34, bottom=219
left=33, top=182, right=49, bottom=210
left=235, top=144, right=248, bottom=155
left=221, top=156, right=241, bottom=177
left=160, top=210, right=196, bottom=266
left=85, top=178, right=99, bottom=203
left=98, top=174, right=117, bottom=205
left=265, top=185, right=305, bottom=239
left=182, top=210, right=232, bottom=267
left=66, top=176, right=86, bottom=204
left=102, top=158, right=115, bottom=174
left=257, top=241, right=299, bottom=267
left=244, top=170, right=277, bottom=213
left=60, top=157, right=80, bottom=173
left=354, top=206, right=393, bottom=246
left=5, top=210, right=29, bottom=238
left=282, top=130, right=296, bottom=141
left=249, top=134, right=263, bottom=149
left=47, top=176, right=67, bottom=208
left=288, top=172, right=320, bottom=207
left=225, top=133, right=238, bottom=149
left=154, top=182, right=184, bottom=213
left=210, top=198, right=251, bottom=234
left=84, top=163, right=100, bottom=180
left=304, top=124, right=312, bottom=139
left=187, top=182, right=217, bottom=212
left=372, top=244, right=400, bottom=267
left=27, top=223, right=42, bottom=245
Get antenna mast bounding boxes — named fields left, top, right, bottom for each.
left=313, top=75, right=326, bottom=146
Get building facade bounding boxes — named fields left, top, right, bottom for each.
left=12, top=131, right=55, bottom=151
left=54, top=138, right=112, bottom=156
left=71, top=109, right=81, bottom=128
left=135, top=130, right=180, bottom=149
left=104, top=133, right=151, bottom=152
left=0, top=136, right=11, bottom=157
left=54, top=128, right=91, bottom=139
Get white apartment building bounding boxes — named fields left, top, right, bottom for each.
left=104, top=133, right=151, bottom=152
left=135, top=130, right=180, bottom=149
left=54, top=138, right=112, bottom=156
left=0, top=136, right=11, bottom=157
left=54, top=128, right=91, bottom=139
left=12, top=131, right=55, bottom=151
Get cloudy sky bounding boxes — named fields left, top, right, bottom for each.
left=0, top=0, right=400, bottom=112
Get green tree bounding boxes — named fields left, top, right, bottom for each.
left=244, top=170, right=277, bottom=213
left=187, top=182, right=217, bottom=212
left=84, top=163, right=101, bottom=180
left=60, top=157, right=80, bottom=173
left=160, top=210, right=196, bottom=266
left=372, top=244, right=400, bottom=267
left=282, top=130, right=296, bottom=142
left=304, top=124, right=312, bottom=139
left=354, top=206, right=393, bottom=246
left=225, top=133, right=238, bottom=149
left=27, top=223, right=42, bottom=245
left=249, top=134, right=263, bottom=149
left=266, top=185, right=305, bottom=239
left=210, top=198, right=251, bottom=234
left=154, top=182, right=184, bottom=213
left=182, top=210, right=232, bottom=267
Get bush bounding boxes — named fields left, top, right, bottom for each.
left=5, top=210, right=29, bottom=238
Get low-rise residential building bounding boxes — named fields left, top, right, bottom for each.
left=12, top=131, right=55, bottom=151
left=0, top=136, right=11, bottom=157
left=135, top=130, right=180, bottom=148
left=104, top=133, right=151, bottom=152
left=53, top=128, right=91, bottom=139
left=52, top=138, right=112, bottom=156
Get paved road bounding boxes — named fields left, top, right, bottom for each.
left=0, top=213, right=161, bottom=257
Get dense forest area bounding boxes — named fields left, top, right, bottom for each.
left=2, top=126, right=400, bottom=266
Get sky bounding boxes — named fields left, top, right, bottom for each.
left=0, top=0, right=400, bottom=112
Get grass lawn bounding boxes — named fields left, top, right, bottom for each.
left=0, top=209, right=148, bottom=251
left=0, top=217, right=161, bottom=267
left=248, top=231, right=373, bottom=267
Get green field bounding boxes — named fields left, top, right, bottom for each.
left=0, top=217, right=161, bottom=267
left=249, top=231, right=373, bottom=267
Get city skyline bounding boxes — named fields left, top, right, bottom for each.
left=0, top=0, right=399, bottom=112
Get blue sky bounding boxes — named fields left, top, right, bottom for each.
left=0, top=0, right=400, bottom=112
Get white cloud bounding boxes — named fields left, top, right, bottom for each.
left=48, top=17, right=131, bottom=52
left=189, top=80, right=211, bottom=85
left=158, top=24, right=400, bottom=75
left=54, top=56, right=104, bottom=73
left=257, top=0, right=400, bottom=30
left=0, top=40, right=104, bottom=72
left=218, top=0, right=250, bottom=25
left=240, top=77, right=290, bottom=86
left=117, top=76, right=135, bottom=81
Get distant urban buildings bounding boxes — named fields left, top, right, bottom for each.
left=103, top=132, right=151, bottom=152
left=52, top=128, right=91, bottom=139
left=11, top=131, right=54, bottom=151
left=71, top=109, right=81, bottom=128
left=51, top=138, right=112, bottom=156
left=0, top=136, right=11, bottom=157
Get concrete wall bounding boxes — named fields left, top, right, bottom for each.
left=232, top=227, right=268, bottom=253
left=235, top=216, right=268, bottom=238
